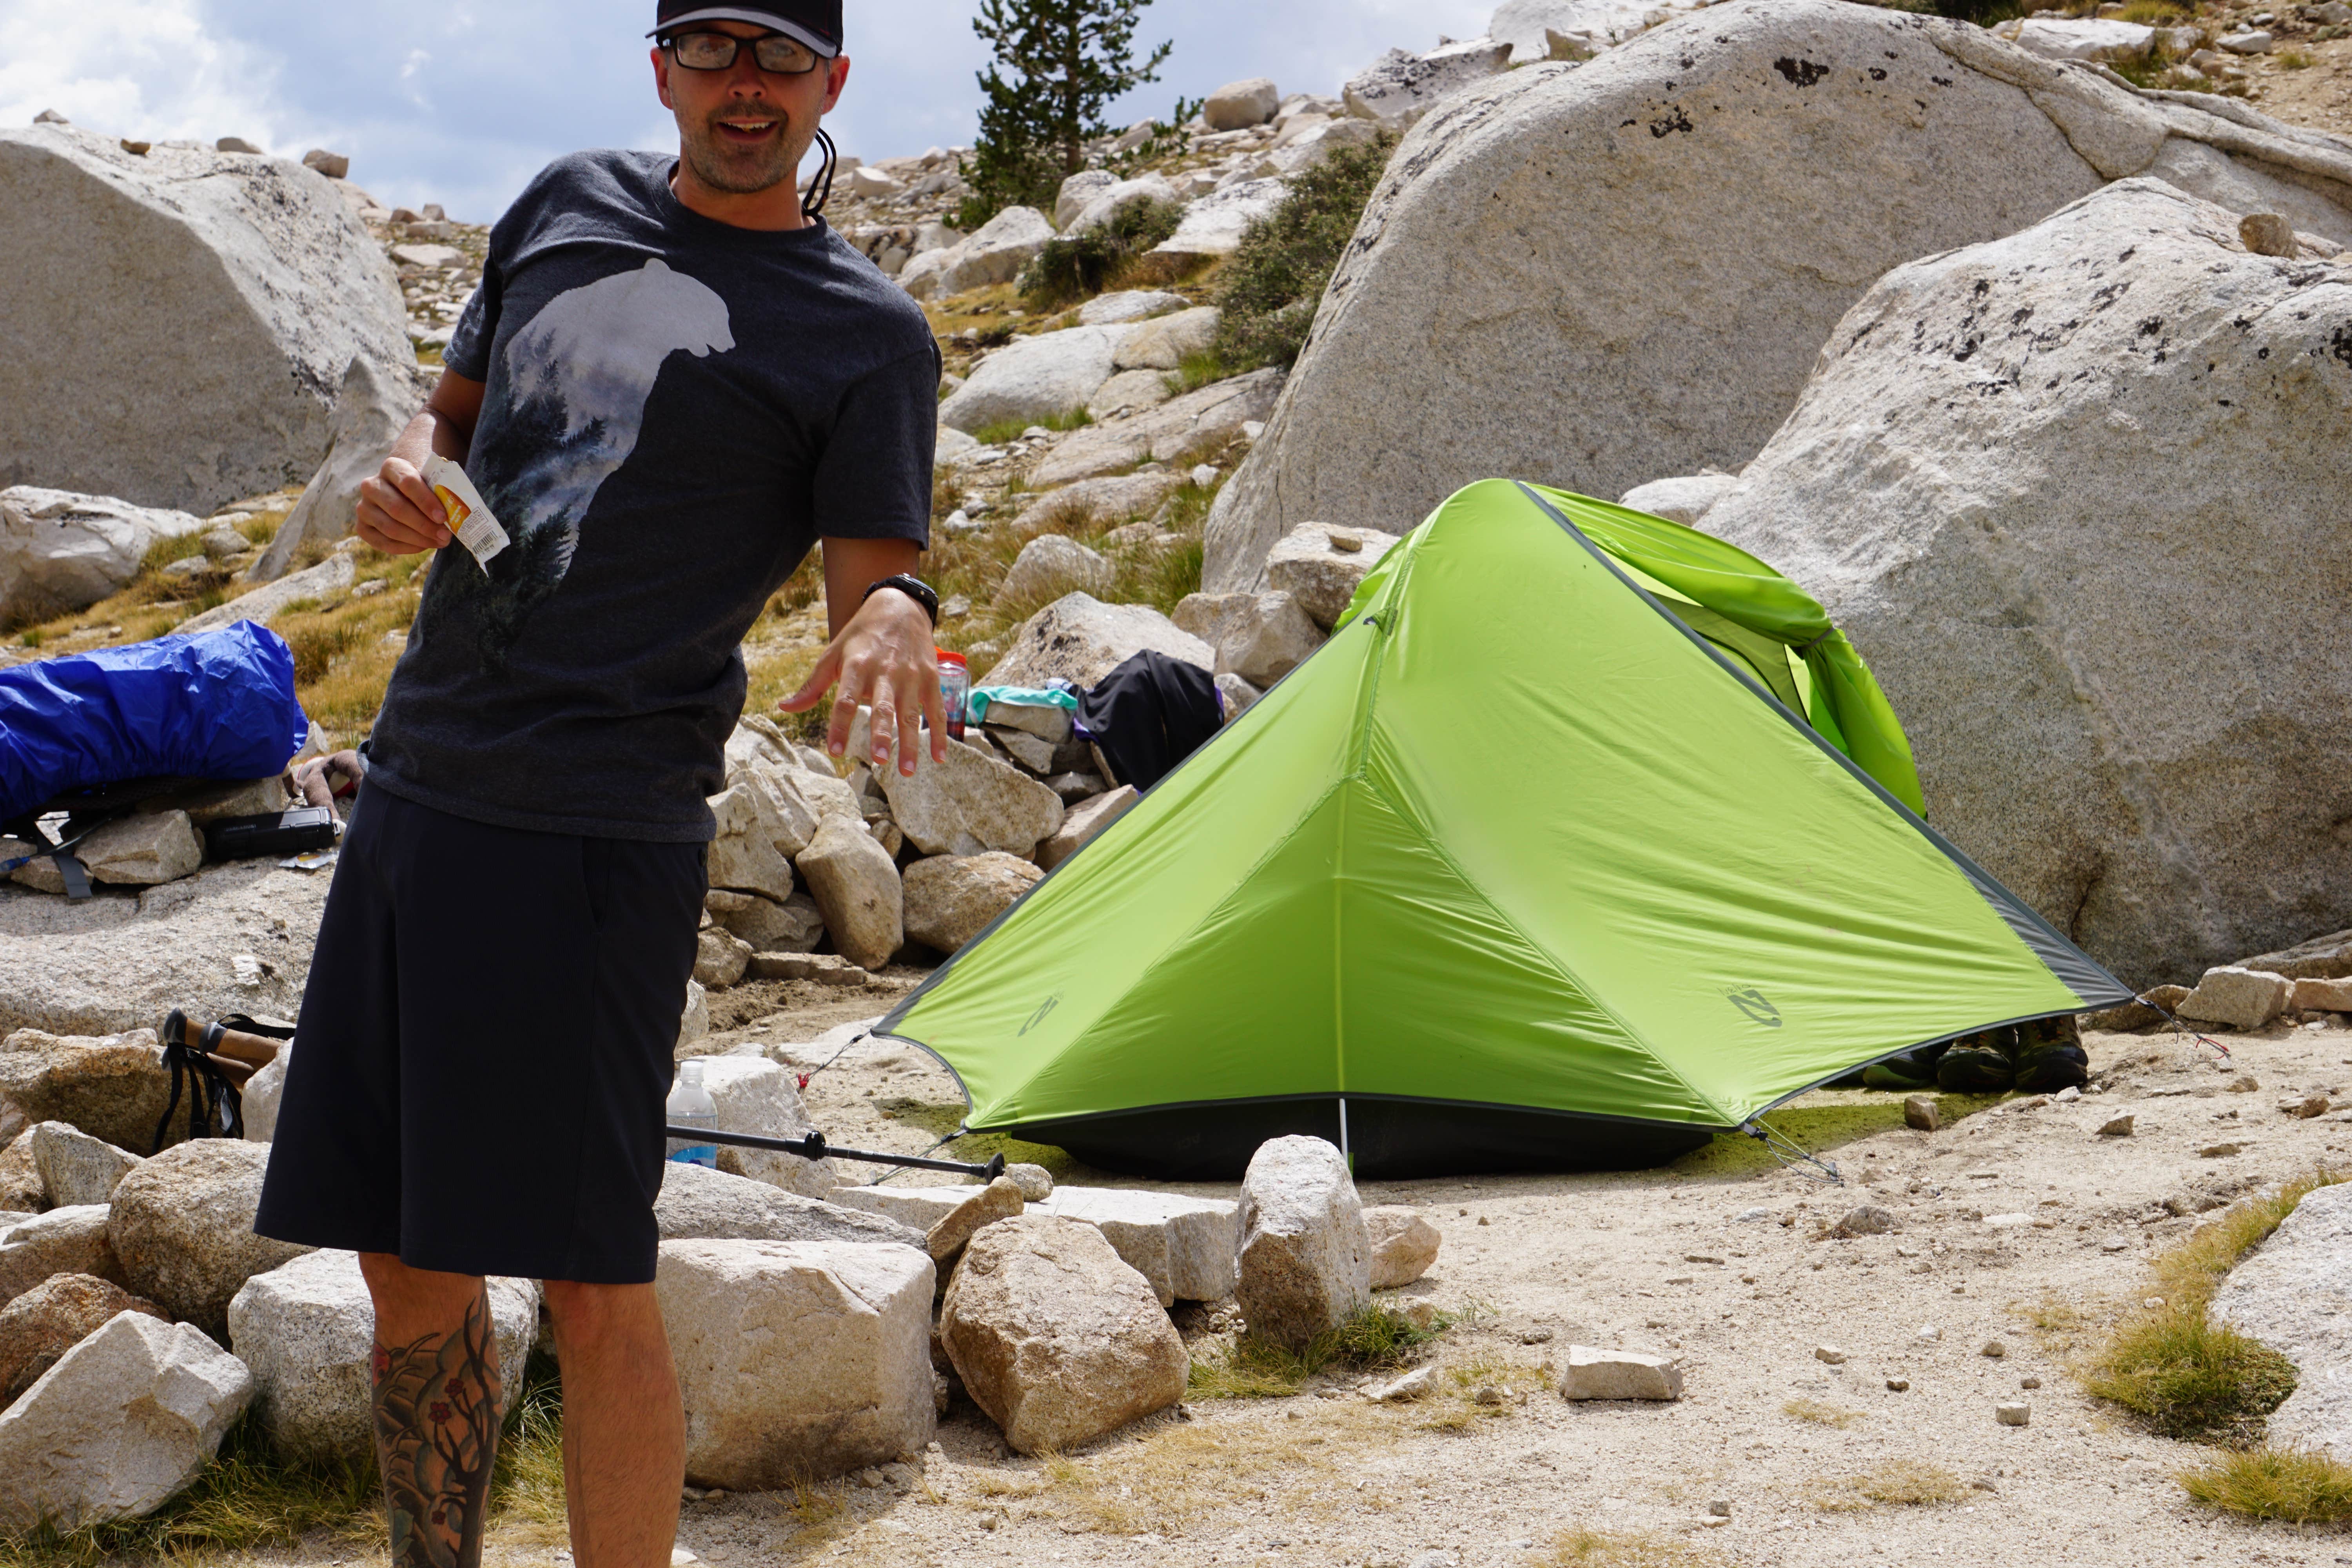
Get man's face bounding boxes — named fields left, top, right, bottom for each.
left=653, top=20, right=850, bottom=197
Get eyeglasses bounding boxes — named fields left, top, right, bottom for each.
left=662, top=29, right=820, bottom=75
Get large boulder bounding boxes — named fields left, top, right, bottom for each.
left=1203, top=0, right=2352, bottom=592
left=698, top=1055, right=838, bottom=1199
left=657, top=1239, right=936, bottom=1488
left=1033, top=369, right=1284, bottom=488
left=2212, top=1181, right=2352, bottom=1460
left=170, top=544, right=357, bottom=636
left=1063, top=174, right=1181, bottom=237
left=1036, top=786, right=1139, bottom=871
left=938, top=326, right=1129, bottom=434
left=0, top=488, right=205, bottom=625
left=998, top=533, right=1114, bottom=605
left=653, top=1160, right=924, bottom=1250
left=0, top=1312, right=254, bottom=1531
left=0, top=861, right=332, bottom=1038
left=1701, top=179, right=2352, bottom=984
left=0, top=1207, right=123, bottom=1307
left=706, top=784, right=797, bottom=902
left=793, top=815, right=904, bottom=970
left=938, top=1214, right=1187, bottom=1454
left=108, top=1138, right=312, bottom=1338
left=0, top=1274, right=167, bottom=1406
left=903, top=854, right=1045, bottom=953
left=1236, top=1136, right=1370, bottom=1350
left=985, top=593, right=1212, bottom=690
left=227, top=1251, right=537, bottom=1464
left=0, top=126, right=409, bottom=512
left=248, top=355, right=425, bottom=582
left=0, top=1028, right=177, bottom=1154
left=1205, top=78, right=1283, bottom=131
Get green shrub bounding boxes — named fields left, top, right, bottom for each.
left=1020, top=197, right=1185, bottom=308
left=1212, top=134, right=1397, bottom=372
left=2179, top=1445, right=2352, bottom=1524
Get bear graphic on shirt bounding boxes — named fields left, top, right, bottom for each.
left=437, top=258, right=735, bottom=663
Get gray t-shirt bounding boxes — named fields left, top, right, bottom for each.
left=367, top=150, right=938, bottom=842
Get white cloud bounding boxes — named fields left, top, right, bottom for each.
left=0, top=0, right=307, bottom=150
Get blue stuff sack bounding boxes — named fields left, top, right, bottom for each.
left=0, top=622, right=312, bottom=823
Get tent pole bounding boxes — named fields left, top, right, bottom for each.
left=1338, top=1097, right=1351, bottom=1163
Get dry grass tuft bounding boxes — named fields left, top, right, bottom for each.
left=1015, top=1405, right=1397, bottom=1535
left=2083, top=1167, right=2346, bottom=1444
left=1783, top=1398, right=1865, bottom=1428
left=1539, top=1526, right=1733, bottom=1568
left=2178, top=1445, right=2352, bottom=1524
left=1806, top=1458, right=1965, bottom=1512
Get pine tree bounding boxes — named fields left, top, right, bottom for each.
left=958, top=0, right=1173, bottom=228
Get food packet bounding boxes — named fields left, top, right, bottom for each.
left=421, top=455, right=511, bottom=571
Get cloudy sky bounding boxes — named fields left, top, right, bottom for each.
left=0, top=0, right=1496, bottom=222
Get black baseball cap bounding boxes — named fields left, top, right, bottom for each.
left=648, top=1, right=842, bottom=58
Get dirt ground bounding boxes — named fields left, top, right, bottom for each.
left=366, top=1000, right=2350, bottom=1568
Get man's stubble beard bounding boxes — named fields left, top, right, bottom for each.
left=680, top=107, right=813, bottom=196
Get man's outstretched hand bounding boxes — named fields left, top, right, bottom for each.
left=355, top=456, right=455, bottom=556
left=779, top=587, right=947, bottom=777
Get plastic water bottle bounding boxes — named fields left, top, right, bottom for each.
left=666, top=1060, right=719, bottom=1168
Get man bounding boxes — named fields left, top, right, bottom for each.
left=255, top=5, right=941, bottom=1563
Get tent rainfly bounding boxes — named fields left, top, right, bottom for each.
left=879, top=480, right=2134, bottom=1178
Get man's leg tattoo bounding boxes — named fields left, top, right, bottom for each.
left=372, top=1289, right=502, bottom=1568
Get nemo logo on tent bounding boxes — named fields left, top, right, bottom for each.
left=1019, top=995, right=1061, bottom=1036
left=1727, top=989, right=1782, bottom=1027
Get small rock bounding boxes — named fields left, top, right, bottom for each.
left=29, top=1122, right=142, bottom=1207
left=658, top=1239, right=936, bottom=1487
left=939, top=1214, right=1187, bottom=1454
left=1004, top=1163, right=1054, bottom=1202
left=2020, top=1376, right=2042, bottom=1390
left=0, top=1029, right=176, bottom=1153
left=1237, top=1136, right=1370, bottom=1351
left=0, top=1274, right=168, bottom=1405
left=746, top=951, right=867, bottom=986
left=1830, top=1204, right=1896, bottom=1239
left=1887, top=1377, right=1910, bottom=1392
left=902, top=854, right=1043, bottom=954
left=215, top=136, right=262, bottom=154
left=1263, top=521, right=1405, bottom=630
left=2200, top=1142, right=2247, bottom=1159
left=229, top=1252, right=537, bottom=1464
left=1364, top=1365, right=1434, bottom=1402
left=2281, top=1094, right=2330, bottom=1120
left=2179, top=966, right=2294, bottom=1031
left=119, top=140, right=151, bottom=156
left=301, top=148, right=350, bottom=178
left=2218, top=29, right=2274, bottom=53
left=2099, top=1114, right=2136, bottom=1138
left=1363, top=1206, right=1442, bottom=1288
left=1708, top=1499, right=1732, bottom=1518
left=0, top=1312, right=254, bottom=1531
left=926, top=1176, right=1025, bottom=1263
left=1035, top=786, right=1140, bottom=871
left=693, top=928, right=753, bottom=989
left=77, top=811, right=203, bottom=886
left=1034, top=1186, right=1241, bottom=1304
left=1917, top=1325, right=1941, bottom=1342
left=793, top=817, right=903, bottom=971
left=1815, top=1345, right=1848, bottom=1365
left=1904, top=1095, right=1940, bottom=1132
left=1204, top=77, right=1282, bottom=130
left=108, top=1140, right=311, bottom=1338
left=653, top=1163, right=923, bottom=1251
left=1995, top=1401, right=2031, bottom=1426
left=1981, top=1340, right=2007, bottom=1359
left=0, top=1207, right=121, bottom=1307
left=998, top=534, right=1115, bottom=605
left=1560, top=1345, right=1683, bottom=1402
left=706, top=784, right=797, bottom=903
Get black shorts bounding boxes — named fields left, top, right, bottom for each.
left=255, top=785, right=706, bottom=1284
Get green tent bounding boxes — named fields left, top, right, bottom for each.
left=879, top=480, right=2132, bottom=1178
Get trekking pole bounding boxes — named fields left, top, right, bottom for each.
left=669, top=1125, right=1005, bottom=1182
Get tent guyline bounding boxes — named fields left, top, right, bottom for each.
left=874, top=479, right=2135, bottom=1180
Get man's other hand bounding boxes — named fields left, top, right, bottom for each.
left=355, top=457, right=454, bottom=556
left=290, top=750, right=367, bottom=811
left=779, top=588, right=947, bottom=777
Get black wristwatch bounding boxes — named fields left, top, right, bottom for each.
left=864, top=573, right=939, bottom=625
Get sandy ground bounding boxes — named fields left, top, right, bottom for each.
left=297, top=1000, right=2347, bottom=1568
